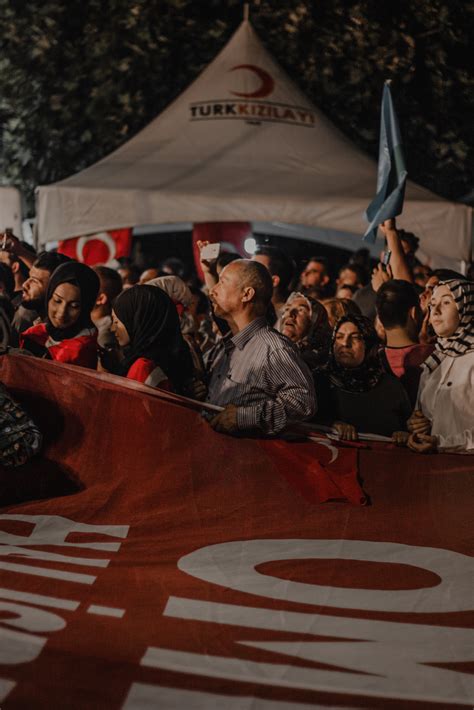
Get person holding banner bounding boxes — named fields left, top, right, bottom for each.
left=408, top=279, right=474, bottom=454
left=314, top=314, right=411, bottom=440
left=20, top=261, right=99, bottom=369
left=206, top=259, right=315, bottom=435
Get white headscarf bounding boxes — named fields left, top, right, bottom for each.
left=146, top=275, right=192, bottom=307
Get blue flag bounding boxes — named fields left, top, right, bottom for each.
left=363, top=82, right=407, bottom=243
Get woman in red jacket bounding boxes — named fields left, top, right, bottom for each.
left=20, top=261, right=99, bottom=369
left=110, top=284, right=194, bottom=393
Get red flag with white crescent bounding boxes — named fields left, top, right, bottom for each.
left=57, top=229, right=132, bottom=265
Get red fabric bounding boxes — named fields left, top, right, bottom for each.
left=20, top=323, right=97, bottom=369
left=0, top=354, right=472, bottom=709
left=126, top=357, right=171, bottom=391
left=384, top=343, right=434, bottom=377
left=58, top=228, right=132, bottom=265
left=192, top=222, right=249, bottom=279
left=259, top=438, right=365, bottom=505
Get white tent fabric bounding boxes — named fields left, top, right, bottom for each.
left=37, top=20, right=472, bottom=266
left=0, top=187, right=23, bottom=237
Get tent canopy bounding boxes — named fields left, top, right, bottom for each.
left=37, top=20, right=472, bottom=266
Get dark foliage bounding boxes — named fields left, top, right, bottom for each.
left=0, top=0, right=471, bottom=214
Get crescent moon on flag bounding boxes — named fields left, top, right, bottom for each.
left=77, top=232, right=117, bottom=263
left=229, top=64, right=275, bottom=98
left=308, top=436, right=339, bottom=464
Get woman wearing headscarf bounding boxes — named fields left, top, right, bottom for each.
left=109, top=284, right=195, bottom=394
left=20, top=261, right=99, bottom=368
left=314, top=314, right=411, bottom=440
left=408, top=279, right=474, bottom=454
left=279, top=292, right=331, bottom=370
left=321, top=297, right=362, bottom=329
left=147, top=274, right=207, bottom=377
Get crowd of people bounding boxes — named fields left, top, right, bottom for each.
left=0, top=216, right=473, bottom=470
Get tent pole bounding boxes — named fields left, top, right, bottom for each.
left=243, top=3, right=249, bottom=21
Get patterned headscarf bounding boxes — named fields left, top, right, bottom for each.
left=423, top=279, right=474, bottom=373
left=326, top=314, right=383, bottom=392
left=280, top=292, right=331, bottom=368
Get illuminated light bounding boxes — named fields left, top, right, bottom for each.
left=244, top=237, right=257, bottom=255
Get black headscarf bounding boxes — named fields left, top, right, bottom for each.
left=46, top=261, right=99, bottom=341
left=325, top=314, right=383, bottom=392
left=113, top=285, right=194, bottom=392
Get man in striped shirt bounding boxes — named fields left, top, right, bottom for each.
left=207, top=259, right=316, bottom=436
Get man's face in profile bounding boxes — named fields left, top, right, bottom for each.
left=210, top=263, right=242, bottom=319
left=22, top=266, right=50, bottom=310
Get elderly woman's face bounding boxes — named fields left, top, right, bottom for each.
left=334, top=321, right=365, bottom=368
left=429, top=285, right=460, bottom=338
left=281, top=297, right=312, bottom=342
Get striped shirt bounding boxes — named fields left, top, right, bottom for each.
left=207, top=316, right=316, bottom=435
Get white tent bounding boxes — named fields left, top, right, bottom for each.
left=37, top=20, right=472, bottom=268
left=0, top=186, right=23, bottom=237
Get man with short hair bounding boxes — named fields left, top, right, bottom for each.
left=336, top=263, right=367, bottom=289
left=12, top=251, right=72, bottom=336
left=252, top=245, right=295, bottom=321
left=300, top=256, right=330, bottom=298
left=92, top=266, right=123, bottom=349
left=0, top=247, right=33, bottom=308
left=376, top=279, right=434, bottom=406
left=207, top=259, right=315, bottom=435
left=117, top=264, right=140, bottom=289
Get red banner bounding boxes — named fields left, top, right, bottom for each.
left=192, top=222, right=249, bottom=279
left=58, top=229, right=132, bottom=265
left=0, top=355, right=473, bottom=709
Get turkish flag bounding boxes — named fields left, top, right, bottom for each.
left=192, top=222, right=250, bottom=279
left=57, top=228, right=133, bottom=265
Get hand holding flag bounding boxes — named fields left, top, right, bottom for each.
left=363, top=81, right=407, bottom=243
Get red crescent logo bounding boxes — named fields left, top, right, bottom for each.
left=229, top=64, right=275, bottom=98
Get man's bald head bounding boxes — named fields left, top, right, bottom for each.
left=226, top=259, right=273, bottom=309
left=210, top=259, right=273, bottom=324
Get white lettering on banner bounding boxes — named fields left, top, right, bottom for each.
left=178, top=539, right=474, bottom=613
left=123, top=682, right=358, bottom=709
left=0, top=600, right=65, bottom=633
left=0, top=514, right=129, bottom=550
left=0, top=515, right=130, bottom=584
left=152, top=597, right=474, bottom=705
left=0, top=600, right=67, bottom=665
left=0, top=587, right=79, bottom=610
left=141, top=639, right=474, bottom=706
left=0, top=561, right=96, bottom=584
left=0, top=515, right=130, bottom=705
left=0, top=545, right=111, bottom=567
left=0, top=678, right=16, bottom=703
left=0, top=627, right=46, bottom=665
